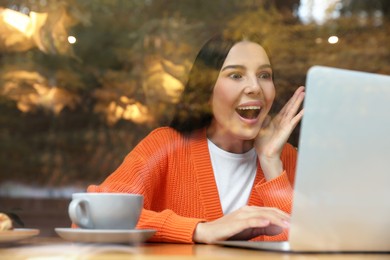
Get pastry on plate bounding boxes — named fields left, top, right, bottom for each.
left=0, top=213, right=13, bottom=231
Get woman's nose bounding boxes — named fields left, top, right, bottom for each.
left=244, top=76, right=262, bottom=95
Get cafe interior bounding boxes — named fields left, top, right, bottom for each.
left=0, top=0, right=389, bottom=258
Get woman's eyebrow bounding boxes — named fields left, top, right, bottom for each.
left=221, top=64, right=272, bottom=72
left=221, top=65, right=245, bottom=71
left=259, top=64, right=272, bottom=70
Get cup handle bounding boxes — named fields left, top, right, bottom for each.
left=68, top=198, right=93, bottom=228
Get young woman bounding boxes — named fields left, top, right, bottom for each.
left=88, top=34, right=305, bottom=244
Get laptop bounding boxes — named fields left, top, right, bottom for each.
left=216, top=66, right=390, bottom=252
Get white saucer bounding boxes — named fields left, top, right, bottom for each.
left=55, top=228, right=156, bottom=244
left=0, top=228, right=40, bottom=243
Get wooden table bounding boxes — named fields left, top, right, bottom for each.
left=0, top=236, right=388, bottom=260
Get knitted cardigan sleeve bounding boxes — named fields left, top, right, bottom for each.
left=87, top=128, right=204, bottom=243
left=255, top=143, right=297, bottom=211
left=251, top=143, right=298, bottom=241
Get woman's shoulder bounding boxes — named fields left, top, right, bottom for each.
left=139, top=127, right=206, bottom=151
left=138, top=127, right=185, bottom=148
left=148, top=127, right=205, bottom=140
left=147, top=126, right=182, bottom=139
left=133, top=127, right=206, bottom=160
left=130, top=127, right=182, bottom=158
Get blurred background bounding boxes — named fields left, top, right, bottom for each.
left=0, top=0, right=389, bottom=235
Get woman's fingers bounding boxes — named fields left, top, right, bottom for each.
left=283, top=87, right=305, bottom=122
left=228, top=224, right=283, bottom=240
left=193, top=206, right=290, bottom=244
left=275, top=86, right=305, bottom=125
left=224, top=207, right=290, bottom=240
left=268, top=86, right=305, bottom=141
left=290, top=108, right=304, bottom=128
left=237, top=206, right=290, bottom=224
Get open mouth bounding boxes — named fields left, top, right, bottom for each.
left=235, top=106, right=261, bottom=119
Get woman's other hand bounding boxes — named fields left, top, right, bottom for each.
left=193, top=206, right=290, bottom=244
left=255, top=86, right=305, bottom=180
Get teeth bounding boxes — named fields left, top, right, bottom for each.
left=237, top=106, right=261, bottom=110
left=236, top=106, right=261, bottom=119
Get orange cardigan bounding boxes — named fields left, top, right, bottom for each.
left=88, top=127, right=297, bottom=243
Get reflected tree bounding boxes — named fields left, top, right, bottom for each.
left=0, top=0, right=389, bottom=189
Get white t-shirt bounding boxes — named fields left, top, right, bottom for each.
left=207, top=139, right=257, bottom=214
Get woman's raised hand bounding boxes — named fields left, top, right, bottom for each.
left=193, top=206, right=290, bottom=244
left=255, top=86, right=305, bottom=180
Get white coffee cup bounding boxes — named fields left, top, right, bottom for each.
left=68, top=193, right=143, bottom=230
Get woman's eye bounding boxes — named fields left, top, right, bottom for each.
left=229, top=73, right=242, bottom=79
left=258, top=72, right=272, bottom=79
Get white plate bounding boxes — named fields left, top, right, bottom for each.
left=55, top=228, right=156, bottom=244
left=0, top=228, right=40, bottom=243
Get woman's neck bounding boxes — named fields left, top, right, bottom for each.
left=206, top=127, right=254, bottom=154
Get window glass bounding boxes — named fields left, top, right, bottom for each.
left=0, top=0, right=389, bottom=197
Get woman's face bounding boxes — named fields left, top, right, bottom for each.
left=208, top=41, right=275, bottom=149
